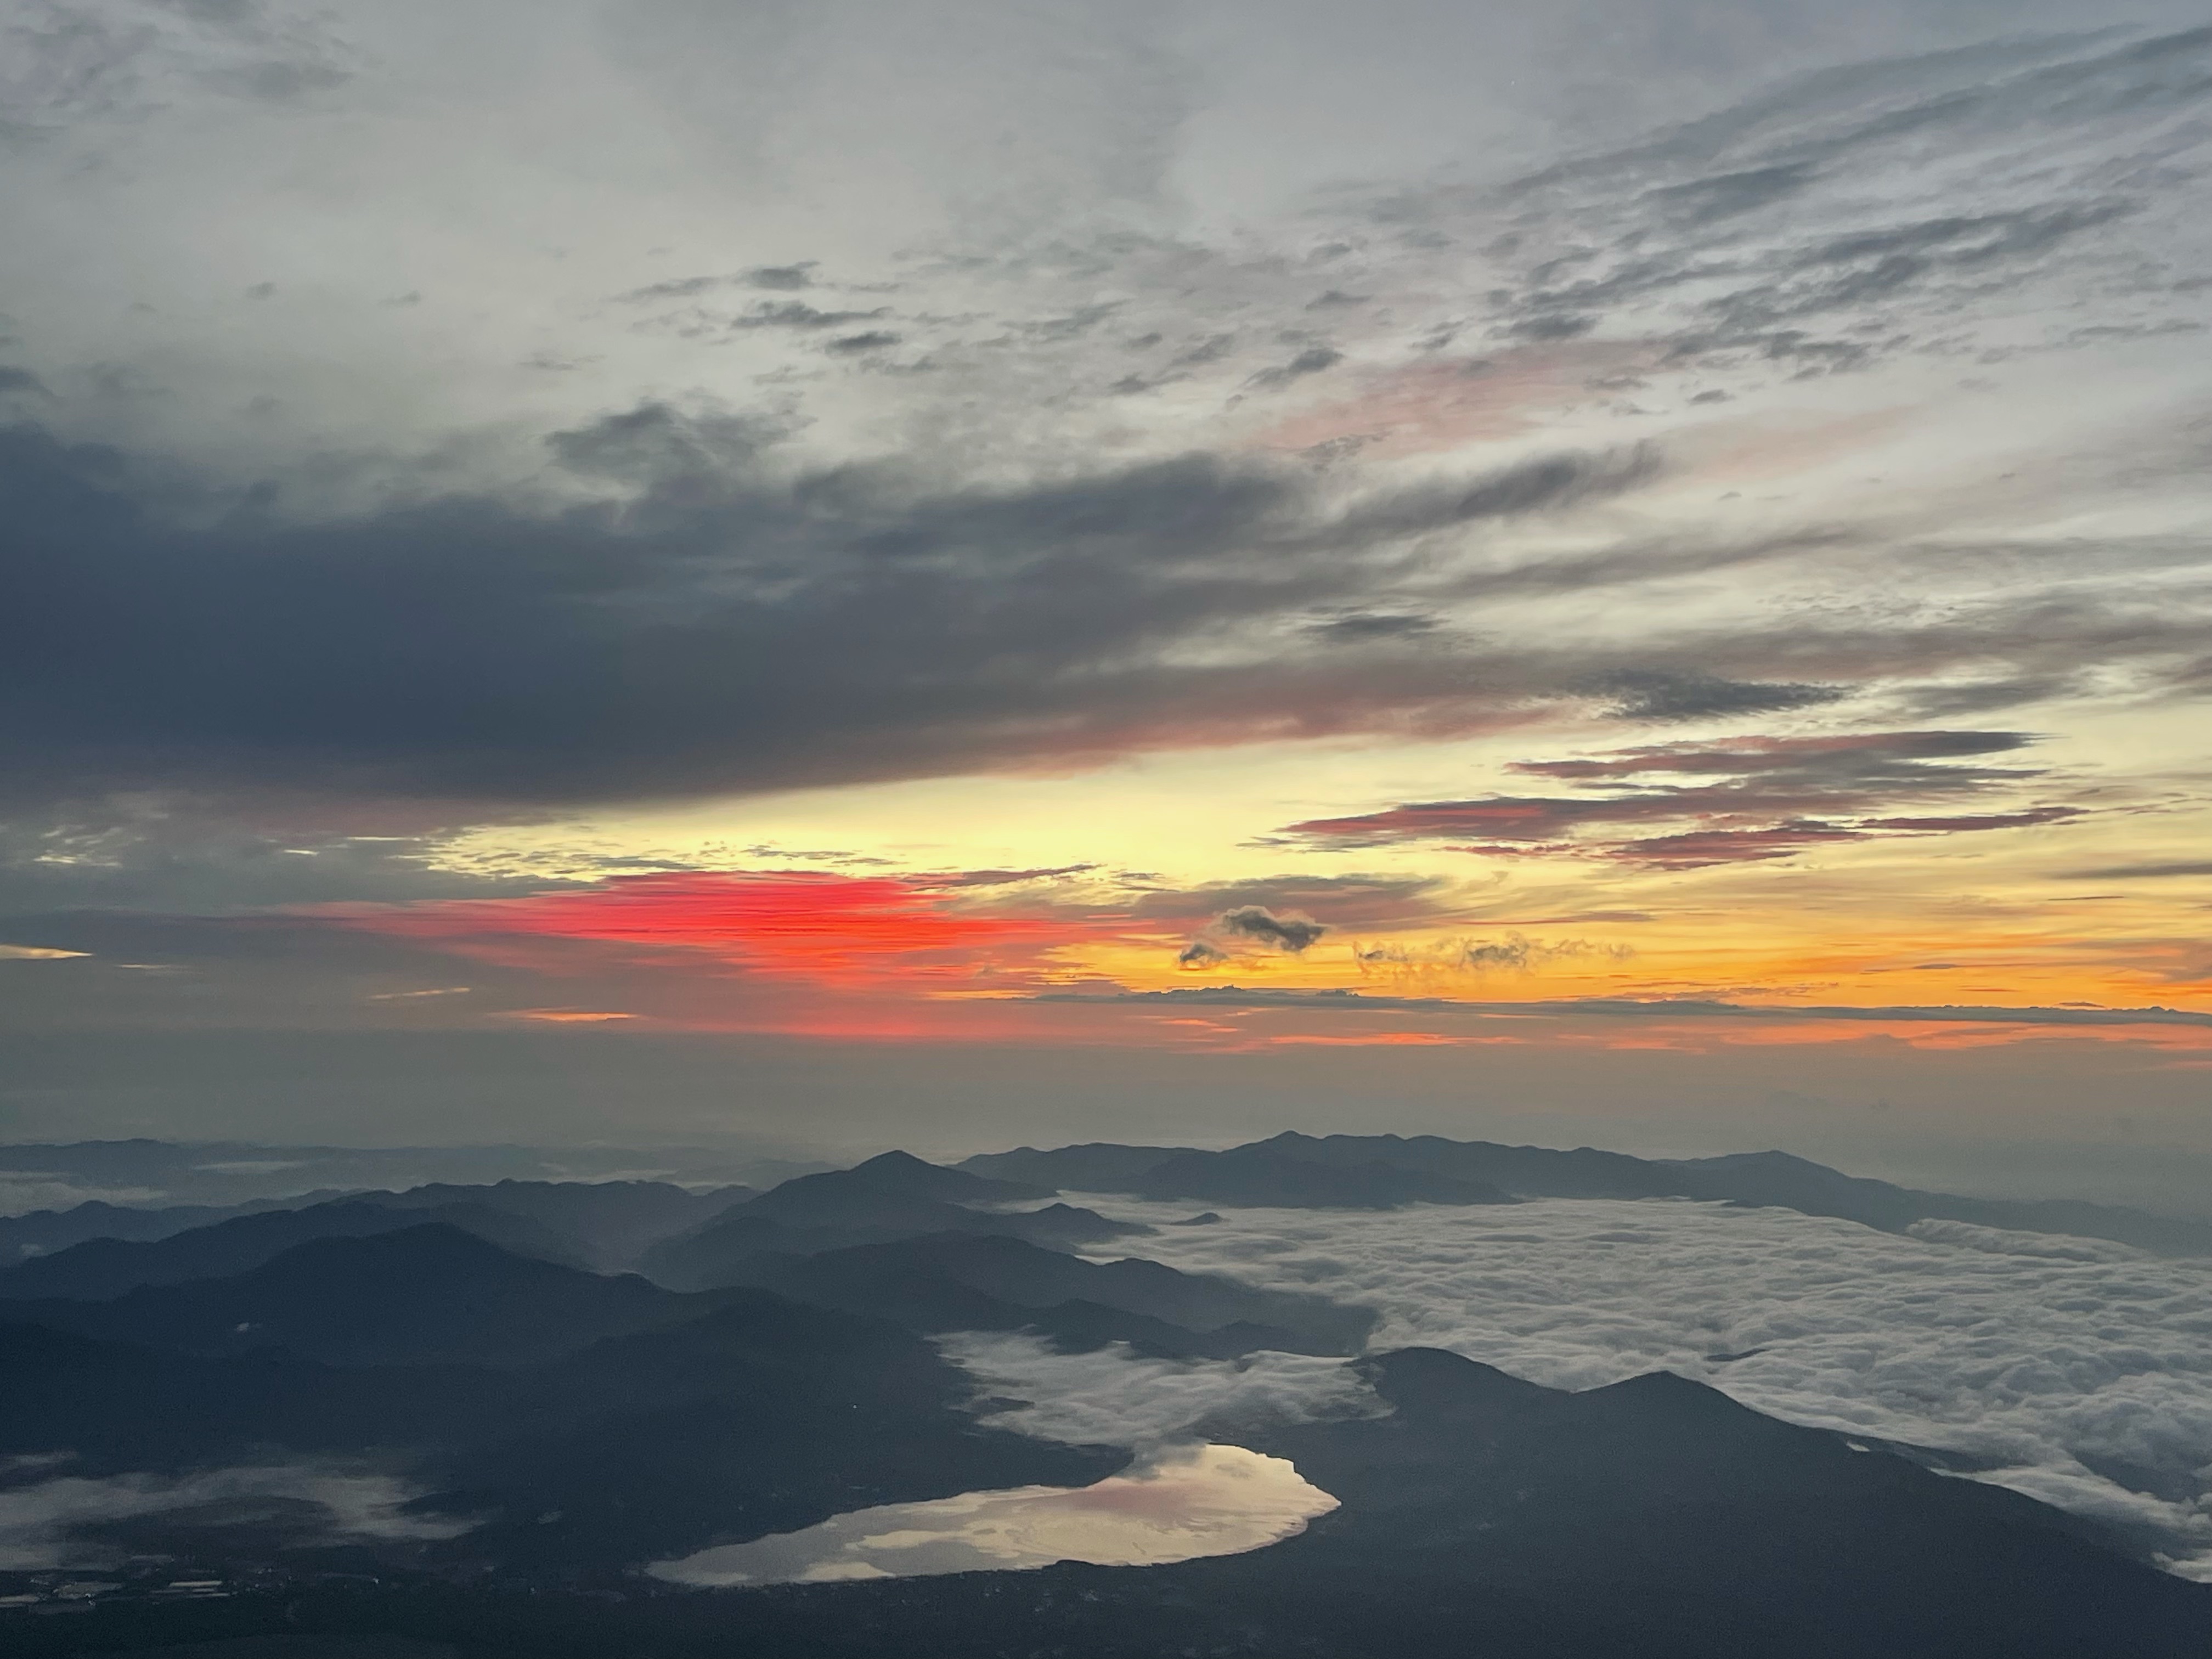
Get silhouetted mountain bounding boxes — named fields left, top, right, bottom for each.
left=960, top=1142, right=1195, bottom=1191
left=0, top=1138, right=827, bottom=1210
left=0, top=1200, right=585, bottom=1300
left=641, top=1197, right=1149, bottom=1290
left=1657, top=1148, right=2212, bottom=1254
left=1134, top=1143, right=1515, bottom=1208
left=964, top=1131, right=2212, bottom=1254
left=352, top=1178, right=752, bottom=1271
left=744, top=1150, right=1053, bottom=1214
left=0, top=1198, right=275, bottom=1263
left=1248, top=1130, right=1690, bottom=1199
left=639, top=1154, right=1142, bottom=1290
left=724, top=1231, right=1364, bottom=1356
left=0, top=1226, right=708, bottom=1366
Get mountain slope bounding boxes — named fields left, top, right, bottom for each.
left=727, top=1230, right=1369, bottom=1356
left=640, top=1153, right=1143, bottom=1291
left=0, top=1199, right=585, bottom=1300
left=0, top=1226, right=703, bottom=1366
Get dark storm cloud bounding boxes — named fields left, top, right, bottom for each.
left=1039, top=985, right=2212, bottom=1029
left=1283, top=731, right=2080, bottom=867
left=0, top=413, right=1688, bottom=816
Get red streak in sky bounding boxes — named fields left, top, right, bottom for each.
left=325, top=871, right=1071, bottom=990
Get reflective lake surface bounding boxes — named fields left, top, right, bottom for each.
left=649, top=1443, right=1335, bottom=1588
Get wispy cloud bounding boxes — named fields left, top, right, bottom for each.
left=1282, top=731, right=2083, bottom=866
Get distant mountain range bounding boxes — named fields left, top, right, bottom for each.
left=965, top=1131, right=2212, bottom=1255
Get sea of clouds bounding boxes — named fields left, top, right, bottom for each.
left=955, top=1196, right=2212, bottom=1578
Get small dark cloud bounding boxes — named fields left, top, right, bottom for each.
left=1595, top=670, right=1847, bottom=723
left=747, top=264, right=816, bottom=290
left=545, top=400, right=785, bottom=487
left=1173, top=334, right=1235, bottom=366
left=729, top=302, right=891, bottom=332
left=826, top=331, right=901, bottom=355
left=1217, top=906, right=1327, bottom=952
left=1609, top=823, right=1866, bottom=868
left=1127, top=876, right=1453, bottom=933
left=621, top=274, right=729, bottom=301
left=1460, top=936, right=1543, bottom=969
left=1335, top=445, right=1661, bottom=541
left=1861, top=808, right=2078, bottom=833
left=1902, top=676, right=2075, bottom=718
left=1176, top=940, right=1229, bottom=969
left=1504, top=313, right=1596, bottom=341
left=1248, top=346, right=1342, bottom=387
left=1308, top=611, right=1440, bottom=642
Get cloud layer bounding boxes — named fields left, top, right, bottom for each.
left=1064, top=1194, right=2212, bottom=1577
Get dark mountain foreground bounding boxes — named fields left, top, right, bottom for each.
left=4, top=1144, right=2208, bottom=1656
left=8, top=1348, right=2205, bottom=1658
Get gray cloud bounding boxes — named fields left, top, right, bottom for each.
left=1280, top=729, right=2081, bottom=866
left=1594, top=670, right=1848, bottom=723
left=0, top=417, right=1687, bottom=817
left=1446, top=27, right=2212, bottom=373
left=1216, top=906, right=1327, bottom=953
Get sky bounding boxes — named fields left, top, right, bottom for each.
left=1, top=0, right=2208, bottom=1193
